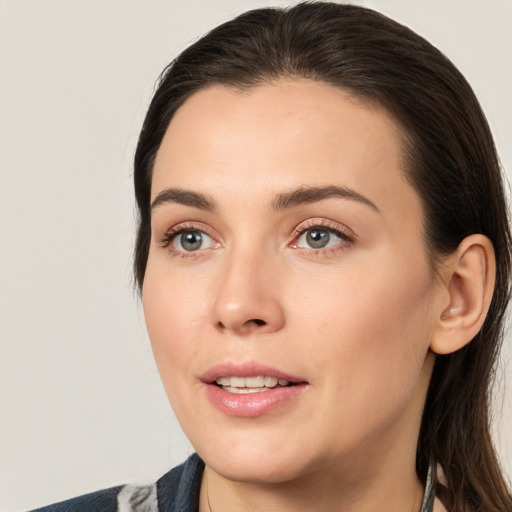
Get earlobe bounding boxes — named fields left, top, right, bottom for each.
left=430, top=234, right=496, bottom=355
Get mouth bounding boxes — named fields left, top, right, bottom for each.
left=201, top=363, right=308, bottom=417
left=214, top=376, right=295, bottom=394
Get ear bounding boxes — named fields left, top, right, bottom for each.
left=430, top=234, right=496, bottom=355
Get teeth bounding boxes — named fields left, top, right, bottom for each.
left=223, top=386, right=269, bottom=394
left=231, top=377, right=245, bottom=387
left=264, top=377, right=278, bottom=387
left=215, top=376, right=290, bottom=389
left=245, top=376, right=265, bottom=387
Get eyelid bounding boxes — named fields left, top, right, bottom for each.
left=289, top=218, right=355, bottom=255
left=157, top=221, right=220, bottom=250
left=156, top=218, right=354, bottom=257
left=291, top=218, right=355, bottom=242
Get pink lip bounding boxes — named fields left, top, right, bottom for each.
left=200, top=362, right=308, bottom=418
left=200, top=362, right=305, bottom=384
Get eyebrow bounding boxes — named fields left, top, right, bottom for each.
left=150, top=184, right=379, bottom=214
left=151, top=188, right=216, bottom=212
left=272, top=185, right=379, bottom=212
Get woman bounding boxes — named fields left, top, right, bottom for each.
left=31, top=2, right=511, bottom=511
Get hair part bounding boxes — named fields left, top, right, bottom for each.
left=133, top=3, right=512, bottom=510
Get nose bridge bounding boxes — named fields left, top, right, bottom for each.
left=211, top=238, right=285, bottom=334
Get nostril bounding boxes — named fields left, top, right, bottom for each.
left=216, top=318, right=267, bottom=329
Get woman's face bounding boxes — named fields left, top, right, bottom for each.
left=143, top=79, right=443, bottom=483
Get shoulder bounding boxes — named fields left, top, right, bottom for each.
left=28, top=485, right=123, bottom=512
left=156, top=452, right=204, bottom=511
left=28, top=454, right=204, bottom=512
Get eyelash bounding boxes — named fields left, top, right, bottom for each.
left=157, top=219, right=354, bottom=258
left=290, top=219, right=355, bottom=256
left=157, top=222, right=215, bottom=257
left=159, top=222, right=198, bottom=247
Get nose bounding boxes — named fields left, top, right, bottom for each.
left=211, top=248, right=285, bottom=335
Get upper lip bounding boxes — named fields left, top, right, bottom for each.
left=200, top=362, right=307, bottom=384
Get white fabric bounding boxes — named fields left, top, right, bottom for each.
left=117, top=483, right=158, bottom=512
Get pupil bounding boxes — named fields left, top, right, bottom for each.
left=182, top=231, right=202, bottom=251
left=306, top=229, right=330, bottom=248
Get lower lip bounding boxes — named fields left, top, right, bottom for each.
left=203, top=383, right=308, bottom=417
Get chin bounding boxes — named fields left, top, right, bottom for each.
left=208, top=453, right=307, bottom=484
left=195, top=432, right=320, bottom=484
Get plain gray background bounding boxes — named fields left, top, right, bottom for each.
left=1, top=1, right=511, bottom=510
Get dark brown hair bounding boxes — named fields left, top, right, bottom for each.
left=133, top=2, right=511, bottom=510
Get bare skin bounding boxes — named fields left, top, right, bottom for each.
left=143, top=79, right=492, bottom=511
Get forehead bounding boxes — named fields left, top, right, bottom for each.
left=151, top=79, right=420, bottom=223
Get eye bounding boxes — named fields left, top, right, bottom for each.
left=291, top=221, right=354, bottom=253
left=172, top=230, right=215, bottom=252
left=296, top=228, right=344, bottom=249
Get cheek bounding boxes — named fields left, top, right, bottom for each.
left=142, top=259, right=208, bottom=382
left=293, top=255, right=435, bottom=399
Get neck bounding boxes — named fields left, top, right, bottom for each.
left=200, top=453, right=425, bottom=512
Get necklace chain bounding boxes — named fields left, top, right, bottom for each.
left=206, top=469, right=213, bottom=512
